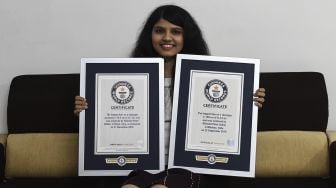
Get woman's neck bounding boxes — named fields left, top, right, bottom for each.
left=164, top=57, right=175, bottom=78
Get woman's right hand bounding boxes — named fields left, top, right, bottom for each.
left=74, top=96, right=88, bottom=116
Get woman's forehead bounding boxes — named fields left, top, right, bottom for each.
left=153, top=18, right=183, bottom=29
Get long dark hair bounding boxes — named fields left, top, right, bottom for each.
left=131, top=5, right=210, bottom=57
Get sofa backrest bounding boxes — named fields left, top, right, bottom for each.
left=7, top=74, right=80, bottom=133
left=7, top=72, right=329, bottom=133
left=257, top=72, right=328, bottom=131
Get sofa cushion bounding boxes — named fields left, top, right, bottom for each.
left=7, top=74, right=80, bottom=133
left=5, top=133, right=78, bottom=177
left=257, top=72, right=328, bottom=131
left=256, top=131, right=329, bottom=177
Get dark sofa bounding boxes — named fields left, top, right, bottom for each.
left=0, top=72, right=335, bottom=188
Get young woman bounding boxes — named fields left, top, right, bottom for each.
left=75, top=5, right=265, bottom=188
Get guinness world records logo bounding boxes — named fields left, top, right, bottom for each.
left=111, top=81, right=134, bottom=104
left=207, top=154, right=217, bottom=164
left=117, top=156, right=126, bottom=166
left=204, top=79, right=228, bottom=103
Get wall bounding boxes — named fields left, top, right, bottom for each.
left=1, top=0, right=335, bottom=133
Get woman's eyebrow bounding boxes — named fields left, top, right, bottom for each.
left=172, top=27, right=183, bottom=30
left=153, top=25, right=164, bottom=28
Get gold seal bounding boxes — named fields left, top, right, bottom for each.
left=105, top=156, right=138, bottom=166
left=195, top=154, right=229, bottom=164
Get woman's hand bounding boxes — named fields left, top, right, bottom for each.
left=253, top=88, right=266, bottom=108
left=74, top=96, right=88, bottom=116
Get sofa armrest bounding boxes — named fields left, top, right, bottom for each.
left=327, top=131, right=336, bottom=144
left=0, top=134, right=6, bottom=146
left=0, top=134, right=7, bottom=182
left=330, top=141, right=336, bottom=185
left=327, top=131, right=336, bottom=183
left=0, top=143, right=4, bottom=182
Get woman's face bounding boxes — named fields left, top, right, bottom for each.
left=152, top=18, right=184, bottom=59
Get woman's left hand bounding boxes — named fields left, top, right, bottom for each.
left=253, top=88, right=266, bottom=108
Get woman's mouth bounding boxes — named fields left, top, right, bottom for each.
left=160, top=44, right=175, bottom=50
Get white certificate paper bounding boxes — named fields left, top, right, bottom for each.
left=185, top=70, right=243, bottom=154
left=95, top=74, right=149, bottom=154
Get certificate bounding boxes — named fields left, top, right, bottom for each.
left=95, top=74, right=149, bottom=154
left=79, top=58, right=164, bottom=176
left=185, top=71, right=243, bottom=154
left=168, top=54, right=259, bottom=177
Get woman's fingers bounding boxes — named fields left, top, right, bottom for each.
left=254, top=88, right=266, bottom=97
left=254, top=97, right=265, bottom=103
left=254, top=101, right=263, bottom=108
left=254, top=88, right=266, bottom=109
left=74, top=96, right=88, bottom=116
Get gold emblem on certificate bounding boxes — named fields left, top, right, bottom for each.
left=105, top=156, right=139, bottom=166
left=195, top=154, right=229, bottom=164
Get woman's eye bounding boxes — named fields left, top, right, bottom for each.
left=171, top=29, right=183, bottom=35
left=154, top=28, right=164, bottom=34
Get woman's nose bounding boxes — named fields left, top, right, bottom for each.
left=163, top=32, right=172, bottom=41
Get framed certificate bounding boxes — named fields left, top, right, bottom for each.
left=168, top=54, right=259, bottom=177
left=79, top=58, right=164, bottom=176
